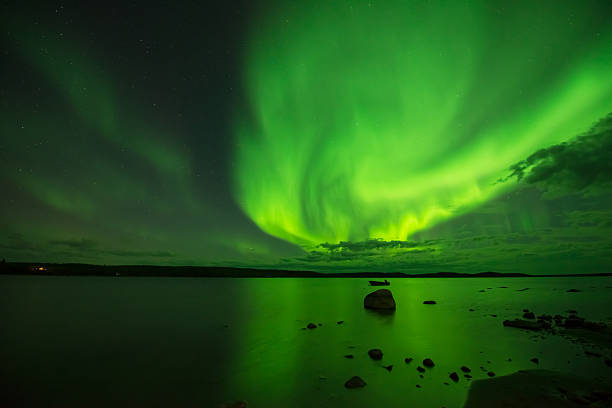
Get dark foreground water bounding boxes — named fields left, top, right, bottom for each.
left=0, top=275, right=611, bottom=407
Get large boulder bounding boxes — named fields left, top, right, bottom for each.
left=364, top=289, right=396, bottom=310
left=463, top=370, right=612, bottom=408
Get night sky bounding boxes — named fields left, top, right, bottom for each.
left=1, top=0, right=611, bottom=273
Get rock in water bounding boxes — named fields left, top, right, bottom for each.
left=463, top=369, right=612, bottom=408
left=344, top=376, right=367, bottom=389
left=423, top=358, right=435, bottom=367
left=364, top=289, right=396, bottom=310
left=306, top=323, right=317, bottom=329
left=423, top=300, right=437, bottom=305
left=449, top=372, right=459, bottom=382
left=503, top=319, right=549, bottom=331
left=368, top=348, right=383, bottom=360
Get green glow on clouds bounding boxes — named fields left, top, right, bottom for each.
left=234, top=0, right=612, bottom=247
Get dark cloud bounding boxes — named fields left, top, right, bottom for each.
left=500, top=113, right=612, bottom=194
left=0, top=234, right=37, bottom=251
left=318, top=239, right=427, bottom=252
left=49, top=239, right=98, bottom=250
left=504, top=235, right=541, bottom=244
left=47, top=239, right=174, bottom=257
left=1, top=235, right=176, bottom=261
left=103, top=249, right=175, bottom=258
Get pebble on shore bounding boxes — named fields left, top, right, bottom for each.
left=368, top=349, right=383, bottom=360
left=344, top=376, right=367, bottom=389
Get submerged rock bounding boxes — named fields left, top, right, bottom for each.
left=449, top=372, right=459, bottom=382
left=383, top=364, right=393, bottom=372
left=503, top=319, right=549, bottom=331
left=423, top=358, right=435, bottom=367
left=530, top=358, right=539, bottom=364
left=461, top=366, right=471, bottom=373
left=417, top=366, right=426, bottom=373
left=563, top=316, right=607, bottom=331
left=405, top=357, right=413, bottom=364
left=567, top=288, right=581, bottom=293
left=423, top=300, right=437, bottom=305
left=344, top=354, right=354, bottom=359
left=344, top=376, right=367, bottom=389
left=364, top=289, right=396, bottom=310
left=487, top=371, right=496, bottom=377
left=307, top=323, right=317, bottom=329
left=368, top=349, right=383, bottom=360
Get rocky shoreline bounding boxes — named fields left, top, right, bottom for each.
left=221, top=283, right=612, bottom=408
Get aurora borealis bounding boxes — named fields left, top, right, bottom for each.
left=1, top=0, right=612, bottom=273
left=235, top=0, right=612, bottom=246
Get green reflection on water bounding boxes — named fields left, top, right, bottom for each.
left=0, top=276, right=610, bottom=407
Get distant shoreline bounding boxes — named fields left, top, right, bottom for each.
left=0, top=262, right=610, bottom=278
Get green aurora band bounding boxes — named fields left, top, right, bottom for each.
left=234, top=0, right=612, bottom=248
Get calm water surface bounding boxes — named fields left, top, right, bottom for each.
left=1, top=276, right=611, bottom=407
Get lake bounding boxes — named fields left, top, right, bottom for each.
left=1, top=275, right=611, bottom=407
